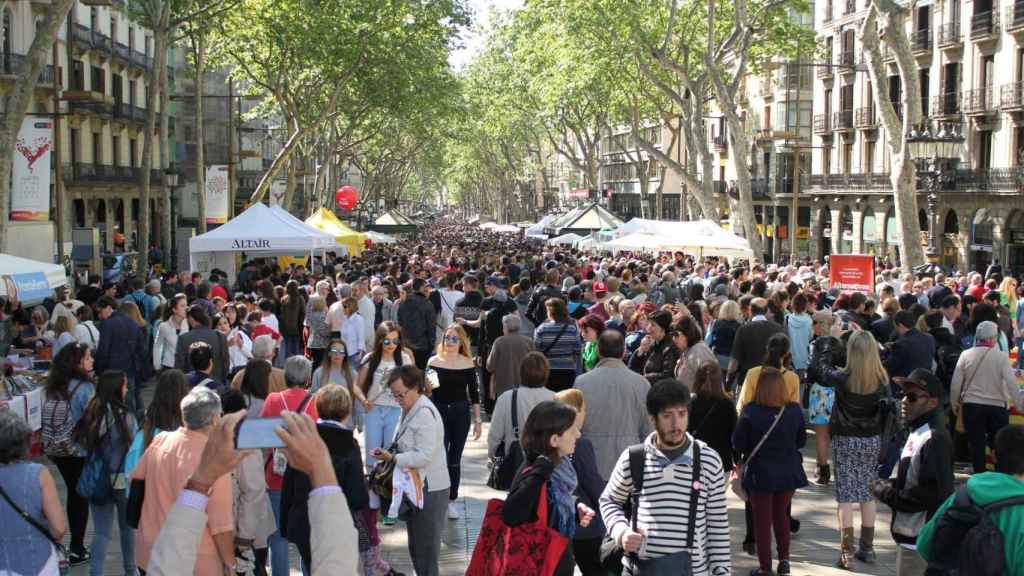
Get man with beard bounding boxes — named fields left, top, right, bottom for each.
left=600, top=379, right=731, bottom=576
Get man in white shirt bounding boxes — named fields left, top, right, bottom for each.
left=355, top=281, right=376, bottom=350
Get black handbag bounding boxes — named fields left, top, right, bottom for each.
left=487, top=388, right=524, bottom=491
left=367, top=405, right=426, bottom=499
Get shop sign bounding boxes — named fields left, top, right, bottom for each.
left=829, top=254, right=875, bottom=293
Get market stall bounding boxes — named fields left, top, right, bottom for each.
left=0, top=254, right=67, bottom=304
left=544, top=203, right=624, bottom=236
left=370, top=210, right=419, bottom=235
left=364, top=230, right=398, bottom=244
left=547, top=232, right=583, bottom=246
left=305, top=207, right=367, bottom=257
left=189, top=203, right=338, bottom=279
left=608, top=218, right=754, bottom=260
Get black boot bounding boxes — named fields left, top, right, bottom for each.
left=816, top=464, right=831, bottom=486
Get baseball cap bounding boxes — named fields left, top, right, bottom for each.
left=975, top=320, right=999, bottom=341
left=485, top=276, right=506, bottom=289
left=593, top=281, right=608, bottom=294
left=893, top=368, right=943, bottom=399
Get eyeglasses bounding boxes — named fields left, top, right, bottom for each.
left=444, top=335, right=461, bottom=344
left=382, top=338, right=400, bottom=346
left=391, top=388, right=411, bottom=400
left=904, top=392, right=930, bottom=403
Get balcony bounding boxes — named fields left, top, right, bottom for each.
left=854, top=106, right=877, bottom=128
left=806, top=172, right=893, bottom=192
left=129, top=50, right=152, bottom=72
left=69, top=99, right=113, bottom=117
left=0, top=53, right=55, bottom=87
left=931, top=92, right=961, bottom=116
left=712, top=135, right=728, bottom=151
left=72, top=23, right=92, bottom=48
left=823, top=7, right=833, bottom=24
left=817, top=61, right=834, bottom=79
left=113, top=42, right=130, bottom=65
left=971, top=10, right=1000, bottom=40
left=911, top=28, right=933, bottom=53
left=813, top=113, right=830, bottom=133
left=70, top=163, right=139, bottom=184
left=1007, top=2, right=1024, bottom=33
left=837, top=51, right=856, bottom=71
left=843, top=0, right=856, bottom=15
left=938, top=21, right=963, bottom=46
left=953, top=168, right=1024, bottom=193
left=1001, top=82, right=1024, bottom=110
left=963, top=87, right=997, bottom=115
left=90, top=32, right=111, bottom=55
left=832, top=109, right=854, bottom=131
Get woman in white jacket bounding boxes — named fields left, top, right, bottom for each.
left=153, top=295, right=189, bottom=371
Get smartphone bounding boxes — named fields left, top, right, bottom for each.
left=235, top=417, right=287, bottom=449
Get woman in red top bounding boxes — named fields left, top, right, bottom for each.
left=259, top=355, right=318, bottom=576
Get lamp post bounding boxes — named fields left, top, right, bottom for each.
left=906, top=120, right=965, bottom=262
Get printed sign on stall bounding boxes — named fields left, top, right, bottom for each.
left=205, top=165, right=229, bottom=224
left=829, top=254, right=875, bottom=293
left=10, top=118, right=53, bottom=221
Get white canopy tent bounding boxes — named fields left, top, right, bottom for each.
left=547, top=232, right=583, bottom=246
left=526, top=214, right=559, bottom=238
left=364, top=230, right=398, bottom=244
left=607, top=219, right=754, bottom=259
left=0, top=254, right=67, bottom=303
left=189, top=203, right=339, bottom=278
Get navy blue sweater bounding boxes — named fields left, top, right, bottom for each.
left=732, top=403, right=808, bottom=493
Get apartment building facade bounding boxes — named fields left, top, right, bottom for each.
left=809, top=0, right=1024, bottom=271
left=2, top=0, right=173, bottom=252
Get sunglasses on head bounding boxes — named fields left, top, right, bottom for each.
left=382, top=338, right=400, bottom=346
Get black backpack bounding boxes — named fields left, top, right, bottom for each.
left=927, top=485, right=1024, bottom=576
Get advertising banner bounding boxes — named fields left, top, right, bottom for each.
left=269, top=179, right=287, bottom=207
left=829, top=254, right=875, bottom=293
left=205, top=165, right=229, bottom=224
left=10, top=118, right=53, bottom=221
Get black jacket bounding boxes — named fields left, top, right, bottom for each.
left=689, top=395, right=739, bottom=471
left=174, top=326, right=230, bottom=383
left=280, top=423, right=368, bottom=562
left=870, top=317, right=896, bottom=345
left=809, top=346, right=889, bottom=437
left=526, top=284, right=563, bottom=325
left=876, top=409, right=954, bottom=545
left=397, top=293, right=437, bottom=352
left=884, top=329, right=937, bottom=381
left=627, top=335, right=680, bottom=383
left=568, top=438, right=605, bottom=540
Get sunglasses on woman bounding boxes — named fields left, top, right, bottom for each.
left=382, top=338, right=400, bottom=346
left=444, top=335, right=461, bottom=344
left=329, top=348, right=346, bottom=356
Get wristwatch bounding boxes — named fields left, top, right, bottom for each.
left=184, top=475, right=215, bottom=496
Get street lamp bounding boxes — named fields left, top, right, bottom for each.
left=906, top=120, right=965, bottom=261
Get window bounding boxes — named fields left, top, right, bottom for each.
left=113, top=136, right=120, bottom=166
left=920, top=68, right=929, bottom=116
left=977, top=130, right=992, bottom=169
left=842, top=141, right=853, bottom=174
left=72, top=60, right=84, bottom=90
left=70, top=129, right=80, bottom=165
left=92, top=132, right=101, bottom=164
left=865, top=140, right=875, bottom=173
left=2, top=8, right=11, bottom=57
left=129, top=79, right=136, bottom=105
left=129, top=138, right=137, bottom=167
left=90, top=66, right=104, bottom=94
left=823, top=146, right=832, bottom=175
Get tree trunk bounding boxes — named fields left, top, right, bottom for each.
left=193, top=31, right=206, bottom=232
left=0, top=0, right=76, bottom=251
left=860, top=3, right=925, bottom=268
left=138, top=10, right=170, bottom=258
left=159, top=26, right=173, bottom=262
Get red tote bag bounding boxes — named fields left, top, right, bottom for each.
left=466, top=482, right=568, bottom=576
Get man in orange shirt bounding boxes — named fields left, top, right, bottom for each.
left=132, top=386, right=236, bottom=574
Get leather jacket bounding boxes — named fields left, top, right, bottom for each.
left=808, top=336, right=888, bottom=437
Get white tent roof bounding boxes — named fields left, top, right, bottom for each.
left=364, top=230, right=398, bottom=244
left=547, top=232, right=583, bottom=245
left=548, top=203, right=623, bottom=233
left=269, top=206, right=343, bottom=252
left=608, top=219, right=754, bottom=259
left=526, top=214, right=559, bottom=237
left=190, top=203, right=338, bottom=254
left=0, top=254, right=67, bottom=301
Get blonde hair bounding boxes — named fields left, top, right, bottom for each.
left=554, top=388, right=585, bottom=413
left=309, top=295, right=327, bottom=313
left=53, top=314, right=76, bottom=335
left=718, top=300, right=741, bottom=322
left=315, top=384, right=352, bottom=422
left=437, top=324, right=472, bottom=359
left=845, top=331, right=888, bottom=394
left=118, top=302, right=146, bottom=328
left=1001, top=277, right=1018, bottom=309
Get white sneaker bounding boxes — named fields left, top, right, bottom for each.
left=447, top=501, right=460, bottom=520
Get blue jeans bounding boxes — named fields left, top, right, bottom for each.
left=268, top=490, right=291, bottom=576
left=363, top=405, right=402, bottom=473
left=1017, top=337, right=1024, bottom=369
left=435, top=400, right=471, bottom=501
left=89, top=489, right=136, bottom=576
left=126, top=376, right=143, bottom=417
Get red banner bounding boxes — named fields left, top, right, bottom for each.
left=829, top=255, right=875, bottom=293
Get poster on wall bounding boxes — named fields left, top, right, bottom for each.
left=205, top=165, right=229, bottom=224
left=829, top=254, right=875, bottom=294
left=10, top=118, right=53, bottom=221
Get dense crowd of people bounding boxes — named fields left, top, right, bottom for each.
left=1, top=218, right=1024, bottom=576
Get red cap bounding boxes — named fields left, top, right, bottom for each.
left=593, top=281, right=608, bottom=294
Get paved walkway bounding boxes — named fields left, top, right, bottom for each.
left=53, top=412, right=906, bottom=575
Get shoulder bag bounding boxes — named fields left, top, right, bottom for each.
left=367, top=404, right=427, bottom=500
left=730, top=407, right=785, bottom=502
left=541, top=322, right=571, bottom=355
left=487, top=388, right=524, bottom=491
left=76, top=415, right=131, bottom=504
left=0, top=483, right=70, bottom=575
left=955, top=347, right=992, bottom=433
left=632, top=444, right=703, bottom=575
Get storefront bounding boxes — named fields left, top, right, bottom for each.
left=971, top=218, right=994, bottom=274
left=862, top=213, right=880, bottom=255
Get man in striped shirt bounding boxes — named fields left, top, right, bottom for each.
left=600, top=378, right=731, bottom=576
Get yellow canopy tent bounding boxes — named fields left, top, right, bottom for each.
left=305, top=208, right=366, bottom=257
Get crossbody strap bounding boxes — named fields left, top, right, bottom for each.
left=959, top=347, right=993, bottom=405
left=686, top=442, right=702, bottom=549
left=542, top=322, right=570, bottom=355
left=0, top=481, right=65, bottom=551
left=511, top=388, right=519, bottom=436
left=745, top=407, right=786, bottom=465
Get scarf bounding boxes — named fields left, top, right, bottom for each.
left=548, top=458, right=578, bottom=539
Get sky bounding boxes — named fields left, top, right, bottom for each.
left=448, top=0, right=525, bottom=70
